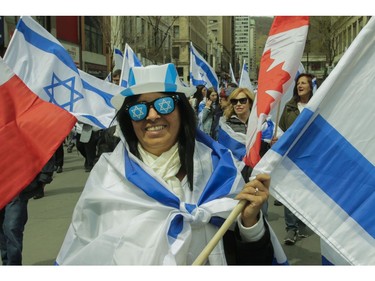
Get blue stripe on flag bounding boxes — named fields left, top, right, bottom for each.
left=80, top=114, right=107, bottom=129
left=274, top=112, right=375, bottom=238
left=271, top=109, right=314, bottom=156
left=81, top=79, right=114, bottom=108
left=168, top=214, right=184, bottom=239
left=196, top=130, right=238, bottom=205
left=217, top=127, right=246, bottom=161
left=114, top=48, right=123, bottom=57
left=190, top=75, right=206, bottom=87
left=132, top=53, right=142, bottom=66
left=17, top=19, right=78, bottom=74
left=165, top=64, right=178, bottom=92
left=123, top=145, right=180, bottom=209
left=321, top=255, right=334, bottom=265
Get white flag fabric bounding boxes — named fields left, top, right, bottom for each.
left=56, top=130, right=287, bottom=265
left=229, top=63, right=238, bottom=85
left=252, top=17, right=375, bottom=265
left=113, top=47, right=123, bottom=71
left=3, top=16, right=122, bottom=129
left=119, top=43, right=142, bottom=88
left=190, top=42, right=219, bottom=92
left=238, top=60, right=254, bottom=92
left=244, top=16, right=309, bottom=167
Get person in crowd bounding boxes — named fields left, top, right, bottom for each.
left=54, top=142, right=64, bottom=173
left=0, top=156, right=55, bottom=264
left=95, top=69, right=122, bottom=159
left=209, top=86, right=232, bottom=140
left=200, top=88, right=219, bottom=139
left=277, top=73, right=316, bottom=245
left=189, top=84, right=207, bottom=116
left=56, top=63, right=277, bottom=265
left=112, top=69, right=121, bottom=85
left=219, top=87, right=271, bottom=218
left=76, top=123, right=100, bottom=172
left=96, top=125, right=120, bottom=159
left=66, top=126, right=77, bottom=153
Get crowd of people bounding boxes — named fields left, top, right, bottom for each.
left=1, top=63, right=317, bottom=265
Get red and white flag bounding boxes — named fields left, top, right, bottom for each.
left=0, top=57, right=77, bottom=209
left=244, top=16, right=309, bottom=168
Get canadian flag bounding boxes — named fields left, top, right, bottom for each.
left=0, top=57, right=76, bottom=208
left=244, top=16, right=309, bottom=168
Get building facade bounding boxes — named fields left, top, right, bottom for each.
left=234, top=16, right=256, bottom=81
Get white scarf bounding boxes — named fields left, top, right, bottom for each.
left=138, top=143, right=183, bottom=199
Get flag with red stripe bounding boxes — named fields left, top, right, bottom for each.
left=0, top=58, right=76, bottom=209
left=244, top=16, right=309, bottom=167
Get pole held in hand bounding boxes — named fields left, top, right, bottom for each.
left=192, top=199, right=247, bottom=265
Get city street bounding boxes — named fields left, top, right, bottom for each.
left=20, top=145, right=321, bottom=265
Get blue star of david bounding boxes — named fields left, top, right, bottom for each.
left=44, top=73, right=84, bottom=111
left=156, top=98, right=173, bottom=114
left=130, top=104, right=146, bottom=119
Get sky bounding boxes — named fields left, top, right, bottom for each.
left=2, top=0, right=374, bottom=16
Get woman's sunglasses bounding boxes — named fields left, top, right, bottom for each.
left=125, top=95, right=179, bottom=121
left=230, top=97, right=248, bottom=106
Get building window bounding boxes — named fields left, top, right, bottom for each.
left=84, top=17, right=103, bottom=54
left=173, top=25, right=179, bottom=39
left=172, top=46, right=179, bottom=60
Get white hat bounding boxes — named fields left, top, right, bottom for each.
left=111, top=63, right=196, bottom=110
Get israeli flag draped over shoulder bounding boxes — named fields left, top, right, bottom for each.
left=189, top=42, right=219, bottom=92
left=253, top=17, right=375, bottom=265
left=3, top=16, right=122, bottom=129
left=56, top=130, right=287, bottom=265
left=218, top=116, right=282, bottom=167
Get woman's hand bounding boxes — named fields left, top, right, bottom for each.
left=235, top=174, right=270, bottom=227
left=205, top=99, right=212, bottom=108
left=270, top=137, right=278, bottom=147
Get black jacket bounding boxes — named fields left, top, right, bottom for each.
left=224, top=215, right=274, bottom=265
left=19, top=155, right=55, bottom=200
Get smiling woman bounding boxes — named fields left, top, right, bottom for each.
left=56, top=63, right=278, bottom=265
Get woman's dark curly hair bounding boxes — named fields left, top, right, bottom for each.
left=116, top=92, right=197, bottom=190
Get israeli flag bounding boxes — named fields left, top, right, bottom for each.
left=253, top=17, right=375, bottom=265
left=3, top=16, right=122, bottom=129
left=119, top=43, right=142, bottom=88
left=238, top=60, right=254, bottom=92
left=56, top=129, right=287, bottom=265
left=113, top=47, right=123, bottom=71
left=190, top=42, right=219, bottom=92
left=104, top=72, right=111, bottom=82
left=217, top=117, right=282, bottom=165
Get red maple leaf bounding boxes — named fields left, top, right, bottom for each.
left=256, top=49, right=291, bottom=116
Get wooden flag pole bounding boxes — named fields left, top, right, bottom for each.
left=192, top=199, right=247, bottom=265
left=272, top=99, right=282, bottom=140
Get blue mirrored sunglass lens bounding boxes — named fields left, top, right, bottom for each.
left=154, top=97, right=175, bottom=115
left=129, top=103, right=148, bottom=121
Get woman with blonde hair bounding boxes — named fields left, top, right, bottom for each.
left=223, top=87, right=255, bottom=133
left=219, top=87, right=270, bottom=218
